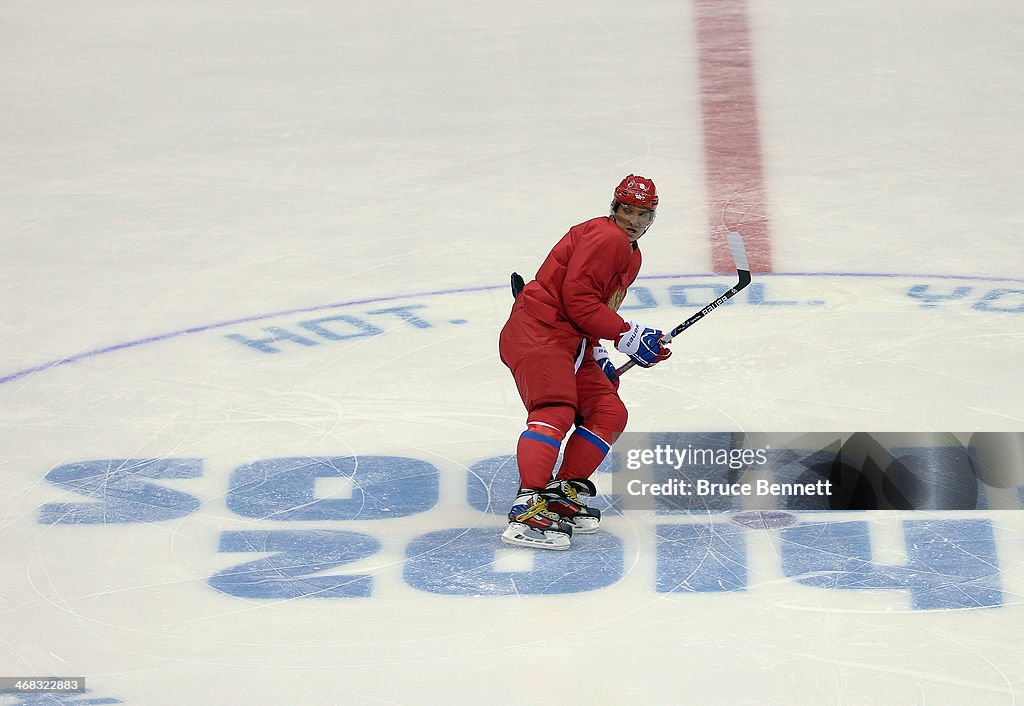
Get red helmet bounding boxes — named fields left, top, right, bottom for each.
left=613, top=175, right=658, bottom=210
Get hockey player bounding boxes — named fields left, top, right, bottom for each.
left=498, top=175, right=671, bottom=549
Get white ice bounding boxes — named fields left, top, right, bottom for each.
left=2, top=1, right=1023, bottom=704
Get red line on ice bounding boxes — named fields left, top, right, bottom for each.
left=695, top=0, right=773, bottom=273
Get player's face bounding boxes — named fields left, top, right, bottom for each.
left=614, top=204, right=656, bottom=241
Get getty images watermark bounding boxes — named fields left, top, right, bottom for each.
left=615, top=436, right=831, bottom=511
left=610, top=432, right=1024, bottom=512
left=623, top=443, right=832, bottom=499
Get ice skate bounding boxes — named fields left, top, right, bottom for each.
left=501, top=491, right=573, bottom=550
left=542, top=478, right=602, bottom=534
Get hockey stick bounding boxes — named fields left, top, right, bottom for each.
left=614, top=231, right=751, bottom=377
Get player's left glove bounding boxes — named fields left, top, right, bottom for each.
left=615, top=321, right=672, bottom=368
left=593, top=346, right=618, bottom=384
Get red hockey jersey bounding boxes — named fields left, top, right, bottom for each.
left=517, top=216, right=642, bottom=342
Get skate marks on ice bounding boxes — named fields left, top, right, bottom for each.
left=2, top=273, right=1023, bottom=704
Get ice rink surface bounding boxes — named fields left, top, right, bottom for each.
left=2, top=1, right=1023, bottom=704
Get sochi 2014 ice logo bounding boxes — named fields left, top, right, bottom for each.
left=36, top=435, right=1020, bottom=609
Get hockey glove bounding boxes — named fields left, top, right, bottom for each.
left=593, top=346, right=619, bottom=384
left=615, top=321, right=672, bottom=368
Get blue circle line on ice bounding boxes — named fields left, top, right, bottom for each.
left=1, top=270, right=1021, bottom=386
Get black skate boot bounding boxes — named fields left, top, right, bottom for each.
left=541, top=478, right=602, bottom=534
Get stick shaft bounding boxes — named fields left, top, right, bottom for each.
left=613, top=232, right=751, bottom=377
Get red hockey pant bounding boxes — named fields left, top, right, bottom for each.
left=499, top=308, right=627, bottom=490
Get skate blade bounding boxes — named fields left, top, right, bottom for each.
left=501, top=523, right=571, bottom=550
left=570, top=520, right=600, bottom=534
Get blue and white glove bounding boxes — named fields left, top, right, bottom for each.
left=615, top=321, right=672, bottom=368
left=593, top=346, right=618, bottom=384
